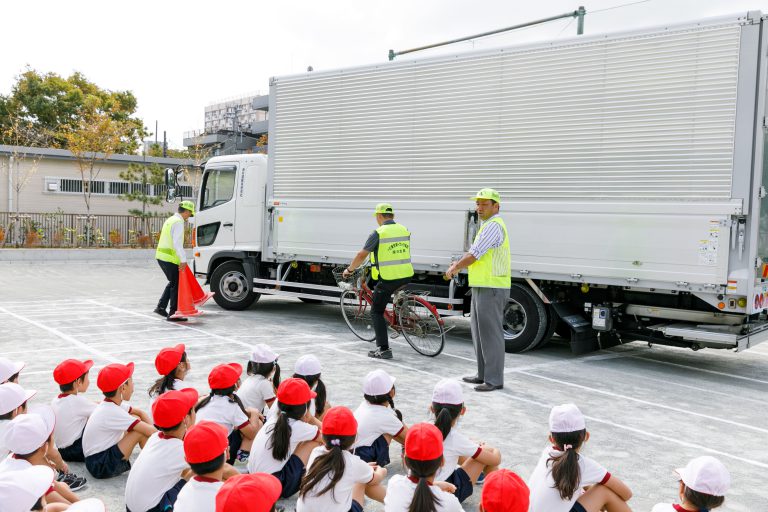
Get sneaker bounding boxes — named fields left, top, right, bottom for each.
left=476, top=472, right=486, bottom=485
left=58, top=472, right=87, bottom=492
left=153, top=307, right=169, bottom=318
left=368, top=348, right=393, bottom=359
left=166, top=316, right=188, bottom=322
left=236, top=450, right=250, bottom=464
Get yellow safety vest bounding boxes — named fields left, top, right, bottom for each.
left=468, top=216, right=511, bottom=289
left=155, top=215, right=183, bottom=265
left=370, top=222, right=414, bottom=281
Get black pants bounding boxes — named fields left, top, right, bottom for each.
left=157, top=259, right=179, bottom=315
left=371, top=277, right=411, bottom=350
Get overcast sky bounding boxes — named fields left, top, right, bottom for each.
left=1, top=0, right=765, bottom=149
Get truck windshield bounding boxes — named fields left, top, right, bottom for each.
left=201, top=167, right=236, bottom=211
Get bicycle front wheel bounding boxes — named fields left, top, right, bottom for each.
left=397, top=297, right=445, bottom=357
left=339, top=289, right=376, bottom=342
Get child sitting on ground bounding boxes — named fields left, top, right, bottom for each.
left=293, top=354, right=330, bottom=420
left=237, top=344, right=280, bottom=415
left=82, top=362, right=155, bottom=479
left=651, top=456, right=730, bottom=512
left=480, top=469, right=530, bottom=512
left=353, top=369, right=408, bottom=467
left=51, top=359, right=96, bottom=463
left=297, top=406, right=388, bottom=511
left=0, top=357, right=24, bottom=385
left=125, top=389, right=199, bottom=512
left=528, top=403, right=633, bottom=512
left=0, top=466, right=58, bottom=512
left=149, top=344, right=193, bottom=401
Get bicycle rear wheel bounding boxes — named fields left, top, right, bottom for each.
left=397, top=297, right=445, bottom=357
left=339, top=289, right=376, bottom=342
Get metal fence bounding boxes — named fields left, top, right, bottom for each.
left=0, top=212, right=192, bottom=248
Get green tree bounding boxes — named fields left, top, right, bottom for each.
left=0, top=68, right=145, bottom=153
left=118, top=162, right=165, bottom=236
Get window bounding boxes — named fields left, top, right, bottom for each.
left=155, top=184, right=167, bottom=197
left=200, top=167, right=236, bottom=210
left=197, top=222, right=221, bottom=246
left=132, top=183, right=150, bottom=195
left=60, top=179, right=82, bottom=193
left=109, top=182, right=129, bottom=195
left=178, top=185, right=193, bottom=198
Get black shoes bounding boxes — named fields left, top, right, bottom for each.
left=57, top=471, right=87, bottom=491
left=166, top=316, right=188, bottom=322
left=462, top=375, right=483, bottom=384
left=368, top=348, right=393, bottom=359
left=153, top=307, right=169, bottom=318
left=474, top=383, right=503, bottom=392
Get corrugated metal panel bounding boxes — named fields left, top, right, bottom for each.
left=272, top=21, right=742, bottom=200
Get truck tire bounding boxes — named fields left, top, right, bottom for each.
left=503, top=284, right=548, bottom=353
left=532, top=304, right=559, bottom=349
left=211, top=261, right=260, bottom=310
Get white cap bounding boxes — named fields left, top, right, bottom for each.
left=675, top=456, right=730, bottom=496
left=0, top=383, right=36, bottom=416
left=0, top=358, right=24, bottom=384
left=432, top=379, right=463, bottom=405
left=67, top=498, right=107, bottom=511
left=363, top=369, right=396, bottom=396
left=294, top=354, right=322, bottom=376
left=0, top=465, right=55, bottom=512
left=3, top=405, right=56, bottom=455
left=249, top=344, right=279, bottom=364
left=549, top=403, right=586, bottom=433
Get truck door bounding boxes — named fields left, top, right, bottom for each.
left=195, top=165, right=237, bottom=268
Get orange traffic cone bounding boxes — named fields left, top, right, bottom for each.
left=171, top=269, right=203, bottom=319
left=183, top=266, right=215, bottom=306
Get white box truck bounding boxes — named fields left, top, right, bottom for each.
left=182, top=12, right=768, bottom=354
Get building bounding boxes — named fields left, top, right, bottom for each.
left=0, top=145, right=196, bottom=216
left=183, top=94, right=269, bottom=156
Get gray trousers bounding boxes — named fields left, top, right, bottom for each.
left=470, top=287, right=507, bottom=387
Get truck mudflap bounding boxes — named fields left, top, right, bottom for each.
left=649, top=322, right=768, bottom=351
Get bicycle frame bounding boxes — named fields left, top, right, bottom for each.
left=354, top=280, right=445, bottom=330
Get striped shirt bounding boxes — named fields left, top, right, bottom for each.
left=469, top=215, right=505, bottom=259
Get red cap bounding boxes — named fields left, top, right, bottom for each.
left=276, top=378, right=316, bottom=406
left=481, top=469, right=530, bottom=512
left=151, top=388, right=199, bottom=428
left=208, top=363, right=242, bottom=390
left=184, top=421, right=229, bottom=464
left=321, top=406, right=357, bottom=437
left=96, top=363, right=134, bottom=393
left=215, top=473, right=282, bottom=512
left=404, top=423, right=443, bottom=461
left=53, top=359, right=93, bottom=385
left=155, top=344, right=186, bottom=376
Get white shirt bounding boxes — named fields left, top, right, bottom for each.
left=650, top=505, right=679, bottom=512
left=51, top=393, right=97, bottom=448
left=0, top=420, right=10, bottom=460
left=435, top=429, right=480, bottom=482
left=353, top=401, right=404, bottom=448
left=384, top=474, right=463, bottom=512
left=247, top=415, right=319, bottom=474
left=528, top=447, right=610, bottom=512
left=195, top=395, right=249, bottom=434
left=0, top=455, right=32, bottom=473
left=171, top=213, right=187, bottom=264
left=296, top=447, right=374, bottom=512
left=82, top=400, right=139, bottom=457
left=174, top=476, right=223, bottom=512
left=125, top=433, right=187, bottom=512
left=236, top=375, right=275, bottom=413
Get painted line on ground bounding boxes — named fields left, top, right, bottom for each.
left=503, top=349, right=647, bottom=374
left=628, top=355, right=768, bottom=385
left=56, top=321, right=159, bottom=330
left=72, top=327, right=182, bottom=337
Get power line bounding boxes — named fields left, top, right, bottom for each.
left=591, top=0, right=652, bottom=14
left=557, top=18, right=575, bottom=36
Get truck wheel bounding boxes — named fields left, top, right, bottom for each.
left=211, top=261, right=260, bottom=310
left=503, top=284, right=548, bottom=353
left=534, top=304, right=559, bottom=349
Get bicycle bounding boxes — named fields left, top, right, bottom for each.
left=332, top=266, right=446, bottom=357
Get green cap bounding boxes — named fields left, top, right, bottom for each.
left=470, top=188, right=500, bottom=204
left=179, top=200, right=195, bottom=215
left=374, top=203, right=394, bottom=215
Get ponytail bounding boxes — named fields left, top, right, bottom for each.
left=364, top=387, right=403, bottom=422
left=432, top=403, right=461, bottom=440
left=149, top=352, right=187, bottom=398
left=269, top=401, right=307, bottom=461
left=547, top=430, right=587, bottom=500
left=404, top=456, right=442, bottom=512
left=299, top=434, right=355, bottom=501
left=248, top=361, right=281, bottom=389
left=293, top=373, right=326, bottom=417
left=195, top=386, right=249, bottom=418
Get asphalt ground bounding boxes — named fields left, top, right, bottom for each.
left=1, top=262, right=767, bottom=511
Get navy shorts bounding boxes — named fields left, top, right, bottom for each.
left=350, top=499, right=363, bottom=512
left=570, top=502, right=588, bottom=512
left=58, top=436, right=85, bottom=462
left=85, top=444, right=130, bottom=479
left=227, top=429, right=243, bottom=465
left=353, top=435, right=390, bottom=467
left=272, top=454, right=306, bottom=499
left=129, top=479, right=187, bottom=512
left=445, top=467, right=473, bottom=503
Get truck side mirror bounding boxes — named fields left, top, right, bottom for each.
left=165, top=168, right=178, bottom=203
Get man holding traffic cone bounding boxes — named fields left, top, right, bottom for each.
left=155, top=200, right=195, bottom=322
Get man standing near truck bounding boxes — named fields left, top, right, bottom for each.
left=445, top=189, right=511, bottom=392
left=154, top=200, right=195, bottom=322
left=343, top=203, right=414, bottom=359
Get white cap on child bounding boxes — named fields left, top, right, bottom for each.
left=0, top=358, right=24, bottom=384
left=363, top=369, right=396, bottom=396
left=295, top=354, right=322, bottom=376
left=676, top=456, right=731, bottom=496
left=549, top=403, right=586, bottom=433
left=249, top=344, right=279, bottom=364
left=67, top=498, right=107, bottom=511
left=432, top=379, right=463, bottom=405
left=3, top=405, right=56, bottom=455
left=0, top=465, right=55, bottom=512
left=0, top=383, right=36, bottom=416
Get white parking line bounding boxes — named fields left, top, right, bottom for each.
left=628, top=356, right=768, bottom=385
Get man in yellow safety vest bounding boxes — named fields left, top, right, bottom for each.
left=343, top=203, right=414, bottom=359
left=446, top=189, right=511, bottom=392
left=154, top=200, right=195, bottom=322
